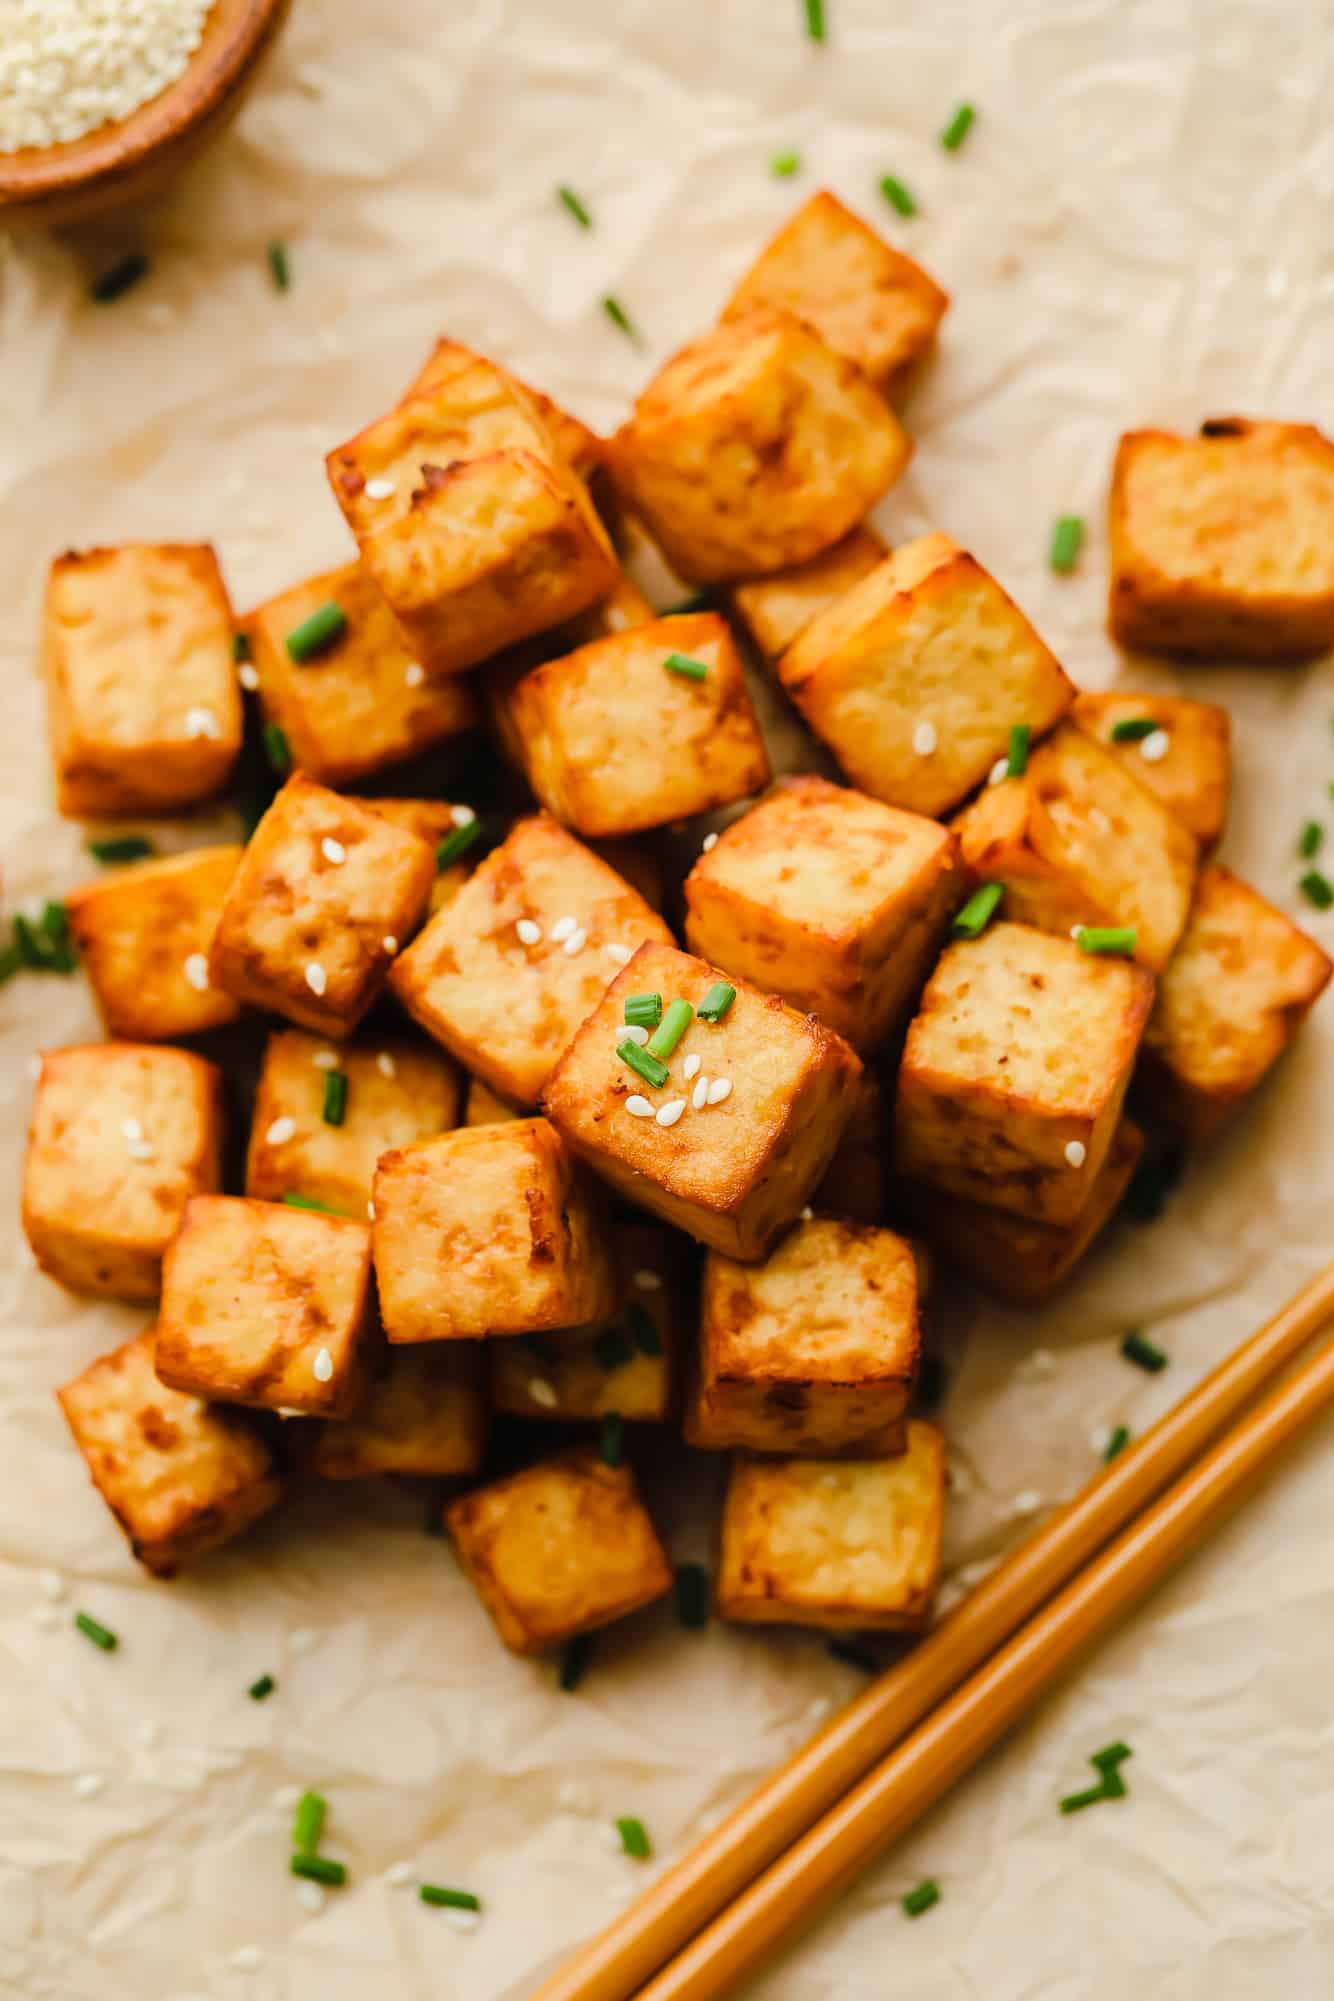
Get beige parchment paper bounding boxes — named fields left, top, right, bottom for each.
left=4, top=0, right=1334, bottom=1994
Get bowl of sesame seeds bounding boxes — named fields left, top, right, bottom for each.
left=0, top=0, right=292, bottom=226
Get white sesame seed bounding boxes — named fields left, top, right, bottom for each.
left=305, top=962, right=327, bottom=997
left=620, top=1024, right=650, bottom=1047
left=266, top=1117, right=296, bottom=1146
left=600, top=1821, right=625, bottom=1852
left=230, top=1947, right=263, bottom=1973
left=706, top=1077, right=732, bottom=1105
left=313, top=1347, right=334, bottom=1383
left=1089, top=1422, right=1113, bottom=1454
left=364, top=477, right=396, bottom=500
left=1018, top=1347, right=1055, bottom=1381
left=312, top=1049, right=339, bottom=1069
left=381, top=935, right=398, bottom=954
left=28, top=1054, right=42, bottom=1081
left=450, top=805, right=476, bottom=827
left=1070, top=925, right=1084, bottom=941
left=1065, top=1140, right=1087, bottom=1168
left=691, top=1078, right=709, bottom=1111
left=238, top=662, right=260, bottom=690
left=443, top=1908, right=482, bottom=1933
left=805, top=1697, right=833, bottom=1726
left=799, top=1205, right=814, bottom=1222
left=404, top=662, right=425, bottom=688
left=138, top=1719, right=162, bottom=1748
left=625, top=1095, right=655, bottom=1118
left=701, top=831, right=719, bottom=852
left=682, top=1053, right=702, bottom=1080
left=1011, top=1489, right=1043, bottom=1516
left=74, top=1773, right=104, bottom=1800
left=274, top=1784, right=302, bottom=1811
left=606, top=943, right=633, bottom=965
left=528, top=1378, right=559, bottom=1409
left=289, top=1628, right=315, bottom=1655
left=912, top=720, right=938, bottom=756
left=321, top=836, right=346, bottom=865
left=296, top=1881, right=326, bottom=1914
left=516, top=919, right=542, bottom=946
left=1265, top=268, right=1289, bottom=300
left=562, top=926, right=588, bottom=957
left=559, top=1780, right=596, bottom=1815
left=387, top=1860, right=416, bottom=1887
left=656, top=1098, right=687, bottom=1127
left=126, top=1138, right=156, bottom=1163
left=367, top=1201, right=376, bottom=1221
left=988, top=757, right=1010, bottom=786
left=1140, top=729, right=1170, bottom=763
left=633, top=1269, right=662, bottom=1291
left=39, top=1570, right=66, bottom=1603
left=550, top=916, right=577, bottom=943
left=183, top=706, right=220, bottom=740
left=120, top=1117, right=144, bottom=1142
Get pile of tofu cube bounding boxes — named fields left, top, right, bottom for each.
left=27, top=191, right=1334, bottom=1660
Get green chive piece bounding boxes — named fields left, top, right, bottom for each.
left=233, top=631, right=252, bottom=664
left=603, top=295, right=638, bottom=340
left=1099, top=1765, right=1128, bottom=1799
left=322, top=1071, right=348, bottom=1127
left=248, top=1673, right=276, bottom=1701
left=951, top=882, right=1004, bottom=940
left=263, top=721, right=291, bottom=774
left=436, top=817, right=482, bottom=870
left=558, top=185, right=593, bottom=228
left=282, top=1191, right=339, bottom=1214
left=626, top=1301, right=662, bottom=1357
left=1124, top=1142, right=1184, bottom=1223
left=292, top=1790, right=326, bottom=1855
left=616, top=1816, right=652, bottom=1860
left=285, top=602, right=347, bottom=663
left=292, top=1853, right=345, bottom=1885
left=696, top=981, right=736, bottom=1023
left=1006, top=722, right=1031, bottom=778
left=1049, top=515, right=1085, bottom=573
left=600, top=1411, right=624, bottom=1468
left=647, top=997, right=694, bottom=1061
left=1109, top=717, right=1157, bottom=743
left=940, top=102, right=976, bottom=150
left=618, top=1039, right=670, bottom=1090
left=902, top=1878, right=941, bottom=1918
left=771, top=149, right=802, bottom=177
left=623, top=992, right=664, bottom=1030
left=1092, top=1741, right=1133, bottom=1775
left=1300, top=869, right=1334, bottom=910
left=88, top=835, right=155, bottom=864
left=675, top=1562, right=709, bottom=1629
left=1103, top=1423, right=1131, bottom=1463
left=267, top=241, right=291, bottom=292
left=74, top=1611, right=117, bottom=1652
left=1121, top=1330, right=1167, bottom=1374
left=594, top=1328, right=634, bottom=1373
left=1076, top=926, right=1138, bottom=956
left=663, top=652, right=710, bottom=683
left=560, top=1631, right=596, bottom=1691
left=419, top=1884, right=481, bottom=1910
left=879, top=175, right=917, bottom=218
left=828, top=1635, right=880, bottom=1675
left=803, top=0, right=825, bottom=41
left=92, top=254, right=149, bottom=304
left=1299, top=821, right=1324, bottom=860
left=1060, top=1783, right=1109, bottom=1814
left=0, top=944, right=21, bottom=987
left=15, top=907, right=77, bottom=974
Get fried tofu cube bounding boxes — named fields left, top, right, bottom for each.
left=1138, top=864, right=1332, bottom=1142
left=391, top=813, right=673, bottom=1106
left=372, top=1117, right=618, bottom=1343
left=609, top=308, right=911, bottom=585
left=241, top=563, right=478, bottom=788
left=587, top=836, right=666, bottom=914
left=22, top=1044, right=224, bottom=1300
left=306, top=1343, right=488, bottom=1480
left=465, top=1076, right=523, bottom=1125
left=445, top=1447, right=673, bottom=1654
left=209, top=772, right=436, bottom=1037
left=488, top=612, right=771, bottom=837
left=66, top=845, right=244, bottom=1042
left=543, top=940, right=863, bottom=1260
left=779, top=534, right=1076, bottom=819
left=686, top=1217, right=919, bottom=1456
left=57, top=1328, right=283, bottom=1577
left=893, top=922, right=1154, bottom=1225
left=363, top=798, right=479, bottom=916
left=813, top=1072, right=887, bottom=1224
left=730, top=525, right=889, bottom=664
left=716, top=1422, right=946, bottom=1631
left=722, top=191, right=949, bottom=387
left=684, top=776, right=960, bottom=1050
left=245, top=1029, right=461, bottom=1218
left=951, top=721, right=1199, bottom=972
left=1108, top=418, right=1334, bottom=661
left=1072, top=691, right=1231, bottom=850
left=44, top=543, right=243, bottom=817
left=156, top=1196, right=376, bottom=1417
left=401, top=337, right=605, bottom=488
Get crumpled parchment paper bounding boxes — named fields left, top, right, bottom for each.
left=3, top=0, right=1334, bottom=1994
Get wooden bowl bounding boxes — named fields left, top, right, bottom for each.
left=0, top=0, right=293, bottom=227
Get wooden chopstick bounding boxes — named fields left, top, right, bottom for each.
left=638, top=1322, right=1334, bottom=2001
left=529, top=1260, right=1334, bottom=2001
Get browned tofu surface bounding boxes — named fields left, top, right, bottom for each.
left=730, top=526, right=889, bottom=665
left=363, top=798, right=479, bottom=916
left=306, top=1343, right=488, bottom=1480
left=400, top=336, right=606, bottom=486
left=465, top=1076, right=524, bottom=1126
left=66, top=845, right=244, bottom=1042
left=1071, top=691, right=1231, bottom=849
left=813, top=1071, right=886, bottom=1225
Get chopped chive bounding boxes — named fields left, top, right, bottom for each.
left=626, top=1301, right=661, bottom=1356
left=263, top=721, right=291, bottom=774
left=951, top=881, right=1004, bottom=940
left=696, top=981, right=736, bottom=1023
left=282, top=1191, right=339, bottom=1214
left=292, top=1790, right=326, bottom=1855
left=436, top=817, right=482, bottom=870
left=321, top=1071, right=348, bottom=1127
left=285, top=602, right=347, bottom=663
left=74, top=1611, right=117, bottom=1652
left=233, top=631, right=253, bottom=664
left=557, top=185, right=592, bottom=228
left=1049, top=515, right=1085, bottom=573
left=1300, top=869, right=1334, bottom=910
left=879, top=175, right=917, bottom=218
left=594, top=1328, right=634, bottom=1373
left=623, top=992, right=664, bottom=1030
left=1124, top=1142, right=1184, bottom=1223
left=88, top=835, right=155, bottom=864
left=1006, top=723, right=1031, bottom=778
left=92, top=253, right=149, bottom=304
left=1060, top=1783, right=1110, bottom=1814
left=828, top=1635, right=880, bottom=1675
left=267, top=241, right=291, bottom=292
left=1299, top=821, right=1324, bottom=860
left=14, top=908, right=77, bottom=974
left=1092, top=1740, right=1133, bottom=1775
left=663, top=652, right=710, bottom=683
left=617, top=1038, right=670, bottom=1090
left=902, top=1878, right=941, bottom=1918
left=803, top=0, right=825, bottom=39
left=292, top=1853, right=345, bottom=1885
left=1075, top=926, right=1138, bottom=956
left=1121, top=1330, right=1167, bottom=1374
left=1109, top=716, right=1157, bottom=743
left=420, top=1884, right=482, bottom=1910
left=559, top=1631, right=596, bottom=1691
left=771, top=149, right=802, bottom=178
left=42, top=901, right=70, bottom=948
left=616, top=1816, right=652, bottom=1859
left=1102, top=1423, right=1131, bottom=1463
left=675, top=1562, right=709, bottom=1629
left=599, top=1411, right=624, bottom=1468
left=602, top=295, right=638, bottom=340
left=940, top=101, right=976, bottom=150
left=1098, top=1764, right=1128, bottom=1799
left=248, top=1673, right=276, bottom=1701
left=647, top=997, right=694, bottom=1061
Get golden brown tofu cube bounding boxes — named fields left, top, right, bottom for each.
left=241, top=562, right=478, bottom=788
left=730, top=525, right=889, bottom=664
left=779, top=534, right=1076, bottom=819
left=22, top=1044, right=224, bottom=1300
left=372, top=1117, right=618, bottom=1343
left=245, top=1029, right=461, bottom=1218
left=1071, top=690, right=1230, bottom=851
left=716, top=1422, right=946, bottom=1631
left=951, top=721, right=1199, bottom=972
left=57, top=1328, right=283, bottom=1577
left=722, top=191, right=949, bottom=387
left=156, top=1196, right=376, bottom=1418
left=488, top=612, right=771, bottom=838
left=401, top=336, right=605, bottom=487
left=813, top=1072, right=886, bottom=1224
left=543, top=940, right=863, bottom=1260
left=209, top=772, right=436, bottom=1037
left=1108, top=418, right=1334, bottom=661
left=391, top=813, right=673, bottom=1107
left=684, top=776, right=960, bottom=1051
left=1138, top=864, right=1332, bottom=1143
left=465, top=1076, right=524, bottom=1126
left=894, top=922, right=1154, bottom=1226
left=306, top=1344, right=488, bottom=1480
left=609, top=308, right=911, bottom=585
left=66, top=846, right=244, bottom=1042
left=43, top=543, right=243, bottom=818
left=445, top=1446, right=673, bottom=1654
left=686, top=1217, right=919, bottom=1456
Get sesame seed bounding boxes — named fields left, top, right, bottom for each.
left=183, top=706, right=220, bottom=740
left=1070, top=925, right=1084, bottom=940
left=185, top=952, right=212, bottom=994
left=620, top=1024, right=650, bottom=1047
left=274, top=1784, right=302, bottom=1810
left=988, top=756, right=1009, bottom=786
left=443, top=1908, right=482, bottom=1934
left=230, top=1947, right=263, bottom=1973
left=74, top=1773, right=104, bottom=1800
left=364, top=477, right=396, bottom=500
left=296, top=1881, right=326, bottom=1914
left=305, top=962, right=328, bottom=996
left=377, top=1051, right=397, bottom=1077
left=321, top=836, right=347, bottom=865
left=1089, top=1422, right=1113, bottom=1454
left=706, top=1077, right=732, bottom=1104
left=381, top=935, right=398, bottom=954
left=312, top=1049, right=339, bottom=1069
left=559, top=1780, right=596, bottom=1815
left=691, top=1078, right=709, bottom=1111
left=367, top=1201, right=375, bottom=1220
left=799, top=1205, right=814, bottom=1221
left=701, top=831, right=719, bottom=852
left=516, top=919, right=542, bottom=946
left=1140, top=729, right=1170, bottom=763
left=313, top=1347, right=334, bottom=1383
left=138, top=1719, right=162, bottom=1748
left=633, top=1269, right=662, bottom=1291
left=126, top=1137, right=156, bottom=1163
left=563, top=927, right=588, bottom=956
left=405, top=662, right=425, bottom=688
left=238, top=662, right=260, bottom=690
left=28, top=1054, right=42, bottom=1081
left=912, top=720, right=938, bottom=757
left=550, top=916, right=578, bottom=943
left=805, top=1697, right=833, bottom=1726
left=121, top=1117, right=144, bottom=1142
left=682, top=1053, right=702, bottom=1080
left=1265, top=268, right=1289, bottom=300
left=606, top=943, right=633, bottom=965
left=289, top=1627, right=315, bottom=1654
left=528, top=1378, right=559, bottom=1409
left=1065, top=1140, right=1088, bottom=1168
left=1018, top=1347, right=1055, bottom=1381
left=266, top=1117, right=296, bottom=1146
left=625, top=1095, right=655, bottom=1118
left=1011, top=1489, right=1043, bottom=1516
left=450, top=805, right=476, bottom=827
left=39, top=1570, right=66, bottom=1603
left=387, top=1861, right=415, bottom=1887
left=656, top=1098, right=687, bottom=1127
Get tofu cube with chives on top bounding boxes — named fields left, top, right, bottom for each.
left=542, top=940, right=863, bottom=1261
left=445, top=1447, right=673, bottom=1656
left=716, top=1421, right=947, bottom=1632
left=777, top=533, right=1077, bottom=820
left=1071, top=691, right=1231, bottom=851
left=208, top=772, right=437, bottom=1037
left=240, top=562, right=479, bottom=789
left=390, top=813, right=673, bottom=1108
left=685, top=1216, right=920, bottom=1456
left=372, top=1117, right=619, bottom=1343
left=1137, top=864, right=1332, bottom=1143
left=245, top=1029, right=461, bottom=1218
left=155, top=1196, right=377, bottom=1418
left=486, top=612, right=772, bottom=838
left=721, top=191, right=950, bottom=390
left=363, top=797, right=482, bottom=917
left=57, top=1327, right=284, bottom=1578
left=22, top=1044, right=224, bottom=1300
left=813, top=1072, right=887, bottom=1224
left=683, top=776, right=961, bottom=1052
left=950, top=720, right=1199, bottom=972
left=729, top=525, right=889, bottom=666
left=306, top=1343, right=488, bottom=1480
left=400, top=336, right=607, bottom=491
left=65, top=845, right=244, bottom=1042
left=609, top=307, right=911, bottom=585
left=1107, top=418, right=1334, bottom=661
left=43, top=542, right=244, bottom=817
left=893, top=922, right=1154, bottom=1227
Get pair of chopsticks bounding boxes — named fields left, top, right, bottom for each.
left=531, top=1260, right=1334, bottom=2001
